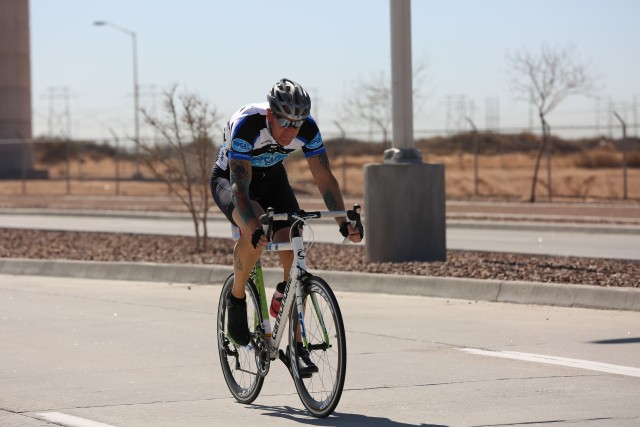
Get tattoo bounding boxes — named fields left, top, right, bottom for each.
left=323, top=189, right=339, bottom=211
left=230, top=159, right=249, bottom=183
left=234, top=247, right=244, bottom=271
left=230, top=159, right=255, bottom=225
left=317, top=152, right=331, bottom=171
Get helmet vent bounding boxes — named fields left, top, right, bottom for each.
left=267, top=78, right=311, bottom=121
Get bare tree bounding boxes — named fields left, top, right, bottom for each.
left=341, top=61, right=429, bottom=149
left=141, top=84, right=221, bottom=251
left=506, top=43, right=599, bottom=202
left=342, top=72, right=391, bottom=148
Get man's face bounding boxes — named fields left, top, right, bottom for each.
left=267, top=109, right=301, bottom=146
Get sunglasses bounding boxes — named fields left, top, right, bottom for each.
left=273, top=112, right=304, bottom=129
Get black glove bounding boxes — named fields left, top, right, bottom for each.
left=339, top=221, right=350, bottom=238
left=251, top=228, right=265, bottom=249
left=340, top=221, right=364, bottom=239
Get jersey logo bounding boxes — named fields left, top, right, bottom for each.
left=252, top=152, right=288, bottom=167
left=306, top=133, right=323, bottom=150
left=231, top=138, right=252, bottom=153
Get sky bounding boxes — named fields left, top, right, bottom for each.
left=30, top=0, right=640, bottom=143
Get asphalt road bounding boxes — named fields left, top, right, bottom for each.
left=1, top=212, right=639, bottom=260
left=1, top=275, right=639, bottom=426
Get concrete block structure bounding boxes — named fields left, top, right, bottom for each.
left=364, top=162, right=446, bottom=262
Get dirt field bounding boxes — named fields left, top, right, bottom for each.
left=3, top=152, right=639, bottom=202
left=287, top=153, right=640, bottom=201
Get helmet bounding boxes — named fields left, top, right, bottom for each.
left=267, top=78, right=311, bottom=121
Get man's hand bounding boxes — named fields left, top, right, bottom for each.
left=251, top=227, right=267, bottom=249
left=339, top=221, right=363, bottom=243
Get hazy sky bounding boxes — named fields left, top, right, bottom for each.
left=30, top=0, right=640, bottom=141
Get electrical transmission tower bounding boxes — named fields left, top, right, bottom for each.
left=47, top=86, right=72, bottom=139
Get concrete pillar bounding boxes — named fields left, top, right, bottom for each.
left=364, top=0, right=446, bottom=262
left=365, top=163, right=446, bottom=262
left=0, top=0, right=35, bottom=177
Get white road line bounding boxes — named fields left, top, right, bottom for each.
left=459, top=348, right=640, bottom=378
left=35, top=412, right=116, bottom=427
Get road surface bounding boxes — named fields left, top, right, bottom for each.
left=1, top=212, right=639, bottom=260
left=1, top=274, right=639, bottom=426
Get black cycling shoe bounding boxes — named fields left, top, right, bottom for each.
left=226, top=293, right=250, bottom=346
left=294, top=342, right=319, bottom=374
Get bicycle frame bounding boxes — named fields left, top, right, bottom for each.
left=250, top=219, right=311, bottom=360
left=250, top=205, right=360, bottom=361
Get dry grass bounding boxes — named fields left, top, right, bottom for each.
left=285, top=151, right=640, bottom=201
left=3, top=150, right=638, bottom=201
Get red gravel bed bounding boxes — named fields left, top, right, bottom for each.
left=2, top=228, right=638, bottom=288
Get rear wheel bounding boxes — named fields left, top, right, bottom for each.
left=289, top=275, right=346, bottom=418
left=217, top=274, right=264, bottom=404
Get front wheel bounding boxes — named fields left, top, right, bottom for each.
left=217, top=274, right=264, bottom=404
left=289, top=275, right=347, bottom=418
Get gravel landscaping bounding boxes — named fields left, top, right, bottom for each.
left=3, top=228, right=638, bottom=288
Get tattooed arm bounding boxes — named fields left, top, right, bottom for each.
left=307, top=152, right=347, bottom=225
left=307, top=152, right=362, bottom=243
left=230, top=158, right=261, bottom=231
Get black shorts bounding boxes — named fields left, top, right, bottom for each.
left=210, top=162, right=299, bottom=233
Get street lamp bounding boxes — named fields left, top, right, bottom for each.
left=94, top=20, right=141, bottom=178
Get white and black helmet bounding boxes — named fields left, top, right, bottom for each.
left=267, top=78, right=311, bottom=121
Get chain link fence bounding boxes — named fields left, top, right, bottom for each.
left=1, top=132, right=639, bottom=201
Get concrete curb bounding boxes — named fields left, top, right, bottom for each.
left=1, top=258, right=638, bottom=312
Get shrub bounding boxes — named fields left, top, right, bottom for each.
left=573, top=149, right=620, bottom=168
left=626, top=151, right=640, bottom=168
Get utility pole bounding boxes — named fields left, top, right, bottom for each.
left=544, top=120, right=552, bottom=200
left=466, top=117, right=479, bottom=197
left=608, top=97, right=613, bottom=138
left=365, top=0, right=445, bottom=262
left=138, top=83, right=158, bottom=142
left=94, top=21, right=141, bottom=178
left=613, top=111, right=628, bottom=200
left=46, top=86, right=73, bottom=193
left=47, top=86, right=72, bottom=138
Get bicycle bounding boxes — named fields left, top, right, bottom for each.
left=216, top=204, right=363, bottom=418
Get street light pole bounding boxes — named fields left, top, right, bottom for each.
left=94, top=20, right=141, bottom=178
left=613, top=111, right=628, bottom=200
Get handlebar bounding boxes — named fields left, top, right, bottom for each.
left=259, top=204, right=363, bottom=242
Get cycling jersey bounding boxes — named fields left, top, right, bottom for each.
left=214, top=102, right=325, bottom=171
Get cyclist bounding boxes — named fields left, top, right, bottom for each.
left=210, top=78, right=363, bottom=369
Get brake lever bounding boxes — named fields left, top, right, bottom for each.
left=342, top=204, right=364, bottom=243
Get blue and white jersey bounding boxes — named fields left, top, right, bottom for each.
left=214, top=102, right=325, bottom=171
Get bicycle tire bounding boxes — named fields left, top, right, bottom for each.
left=217, top=274, right=265, bottom=404
left=288, top=275, right=347, bottom=418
